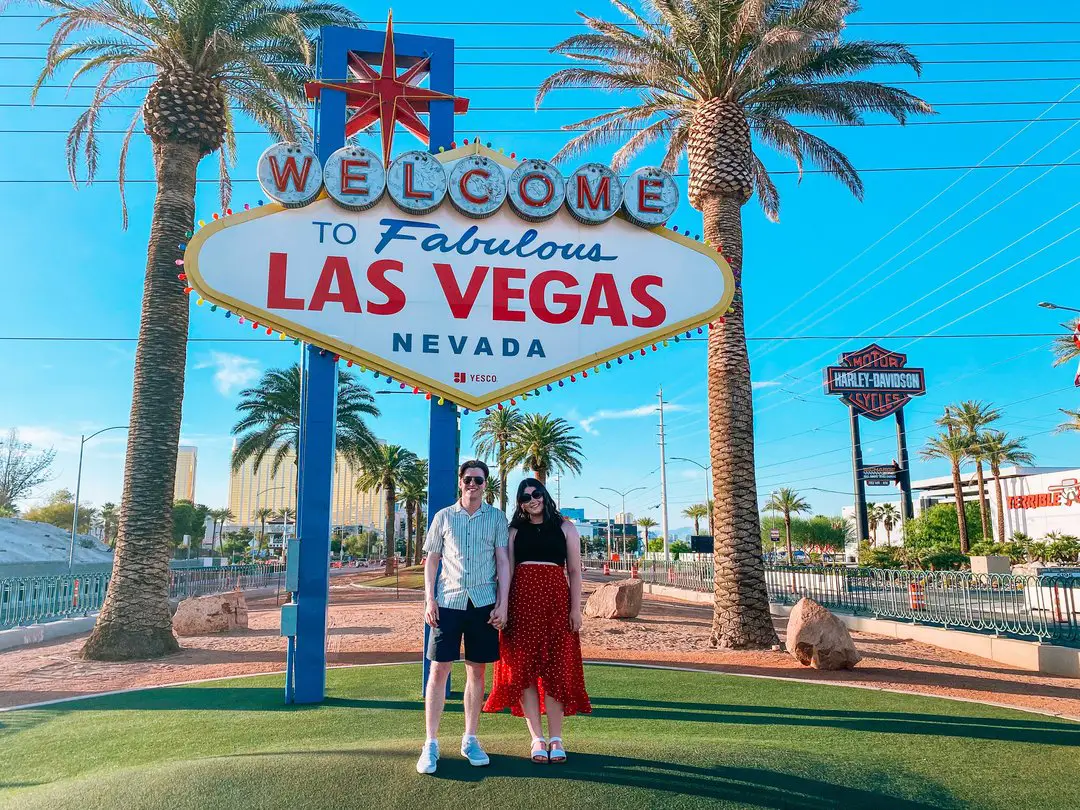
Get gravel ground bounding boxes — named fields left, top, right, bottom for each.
left=1, top=573, right=1077, bottom=719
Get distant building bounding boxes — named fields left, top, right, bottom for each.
left=615, top=511, right=634, bottom=524
left=227, top=443, right=385, bottom=537
left=174, top=446, right=197, bottom=502
left=561, top=507, right=585, bottom=521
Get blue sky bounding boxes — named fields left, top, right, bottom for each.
left=1, top=1, right=1079, bottom=529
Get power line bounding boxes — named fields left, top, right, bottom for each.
left=13, top=100, right=1080, bottom=109
left=6, top=161, right=1080, bottom=181
left=0, top=332, right=1066, bottom=343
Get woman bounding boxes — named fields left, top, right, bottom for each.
left=483, top=478, right=591, bottom=762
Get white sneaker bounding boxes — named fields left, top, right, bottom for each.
left=461, top=735, right=490, bottom=767
left=416, top=740, right=439, bottom=774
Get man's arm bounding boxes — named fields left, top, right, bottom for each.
left=490, top=518, right=511, bottom=627
left=423, top=551, right=441, bottom=628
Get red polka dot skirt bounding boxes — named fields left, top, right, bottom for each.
left=483, top=563, right=591, bottom=717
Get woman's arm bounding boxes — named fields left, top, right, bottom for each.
left=562, top=520, right=583, bottom=632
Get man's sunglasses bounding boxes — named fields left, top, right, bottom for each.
left=518, top=491, right=545, bottom=503
left=461, top=475, right=486, bottom=485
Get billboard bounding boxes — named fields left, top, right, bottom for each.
left=184, top=143, right=735, bottom=411
left=824, top=343, right=926, bottom=420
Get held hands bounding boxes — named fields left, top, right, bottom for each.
left=424, top=597, right=439, bottom=628
left=488, top=602, right=508, bottom=630
left=569, top=609, right=582, bottom=633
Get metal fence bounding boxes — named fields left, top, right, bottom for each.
left=583, top=559, right=1080, bottom=647
left=0, top=564, right=285, bottom=631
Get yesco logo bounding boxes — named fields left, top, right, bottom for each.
left=257, top=143, right=679, bottom=228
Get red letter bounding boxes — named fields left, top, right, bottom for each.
left=309, top=256, right=362, bottom=313
left=530, top=270, right=581, bottom=325
left=434, top=263, right=489, bottom=319
left=366, top=259, right=406, bottom=316
left=459, top=168, right=491, bottom=205
left=577, top=174, right=610, bottom=210
left=268, top=155, right=313, bottom=192
left=581, top=274, right=628, bottom=326
left=340, top=158, right=369, bottom=195
left=630, top=275, right=666, bottom=327
left=266, top=252, right=305, bottom=310
left=492, top=267, right=527, bottom=322
left=518, top=173, right=555, bottom=208
left=403, top=161, right=433, bottom=200
left=638, top=177, right=662, bottom=214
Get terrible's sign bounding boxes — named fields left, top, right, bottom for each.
left=824, top=344, right=926, bottom=420
left=184, top=143, right=735, bottom=410
left=861, top=463, right=900, bottom=487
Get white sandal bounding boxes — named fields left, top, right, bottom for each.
left=531, top=737, right=549, bottom=763
left=548, top=737, right=566, bottom=763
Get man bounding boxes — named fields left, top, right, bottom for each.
left=416, top=459, right=510, bottom=775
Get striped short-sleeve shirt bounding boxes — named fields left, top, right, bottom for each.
left=423, top=501, right=509, bottom=609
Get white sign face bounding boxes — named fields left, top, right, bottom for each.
left=186, top=145, right=734, bottom=410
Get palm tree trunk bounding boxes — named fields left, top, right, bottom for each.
left=974, top=461, right=990, bottom=541
left=498, top=440, right=508, bottom=514
left=414, top=504, right=424, bottom=566
left=951, top=461, right=970, bottom=553
left=703, top=195, right=778, bottom=649
left=82, top=141, right=200, bottom=661
left=784, top=513, right=794, bottom=566
left=693, top=517, right=701, bottom=536
left=405, top=501, right=414, bottom=566
left=384, top=484, right=395, bottom=576
left=535, top=468, right=547, bottom=486
left=992, top=462, right=1007, bottom=544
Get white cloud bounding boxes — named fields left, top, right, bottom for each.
left=8, top=426, right=81, bottom=453
left=579, top=403, right=690, bottom=436
left=195, top=352, right=261, bottom=396
left=752, top=380, right=781, bottom=390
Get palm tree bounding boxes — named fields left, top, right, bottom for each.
left=764, top=489, right=811, bottom=568
left=472, top=407, right=524, bottom=513
left=980, top=430, right=1035, bottom=544
left=636, top=516, right=657, bottom=555
left=484, top=476, right=502, bottom=507
left=233, top=365, right=380, bottom=475
left=99, top=502, right=120, bottom=548
left=941, top=401, right=1001, bottom=542
left=208, top=508, right=235, bottom=553
left=538, top=1, right=930, bottom=650
left=253, top=507, right=275, bottom=542
left=683, top=504, right=709, bottom=536
left=878, top=503, right=901, bottom=545
left=1057, top=409, right=1080, bottom=435
left=505, top=413, right=584, bottom=485
left=399, top=461, right=429, bottom=568
left=920, top=432, right=973, bottom=552
left=866, top=503, right=882, bottom=546
left=36, top=1, right=360, bottom=661
left=409, top=461, right=428, bottom=566
left=1051, top=317, right=1080, bottom=368
left=357, top=445, right=419, bottom=575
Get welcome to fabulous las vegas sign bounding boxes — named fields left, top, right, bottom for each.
left=183, top=141, right=735, bottom=411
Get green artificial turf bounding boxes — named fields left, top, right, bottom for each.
left=1, top=663, right=1078, bottom=809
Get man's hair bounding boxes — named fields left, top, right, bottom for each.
left=458, top=459, right=490, bottom=479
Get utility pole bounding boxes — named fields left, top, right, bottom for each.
left=600, top=485, right=646, bottom=556
left=658, top=387, right=671, bottom=564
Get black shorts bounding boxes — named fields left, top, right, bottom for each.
left=427, top=600, right=500, bottom=663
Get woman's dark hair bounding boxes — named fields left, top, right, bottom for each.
left=510, top=478, right=563, bottom=531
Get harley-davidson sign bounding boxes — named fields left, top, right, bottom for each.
left=184, top=143, right=735, bottom=410
left=824, top=344, right=926, bottom=420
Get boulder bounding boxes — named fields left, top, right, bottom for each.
left=172, top=591, right=248, bottom=636
left=584, top=579, right=643, bottom=619
left=785, top=597, right=861, bottom=670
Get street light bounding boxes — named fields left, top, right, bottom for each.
left=70, top=425, right=128, bottom=570
left=670, top=457, right=713, bottom=537
left=1038, top=301, right=1080, bottom=313
left=575, top=495, right=611, bottom=558
left=257, top=484, right=295, bottom=551
left=598, top=485, right=645, bottom=555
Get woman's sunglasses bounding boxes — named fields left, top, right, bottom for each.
left=518, top=491, right=545, bottom=503
left=461, top=475, right=485, bottom=485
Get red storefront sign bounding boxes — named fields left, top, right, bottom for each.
left=1007, top=478, right=1080, bottom=510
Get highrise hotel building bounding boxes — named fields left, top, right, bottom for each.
left=174, top=446, right=198, bottom=502
left=227, top=442, right=386, bottom=531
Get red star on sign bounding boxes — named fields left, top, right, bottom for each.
left=305, top=11, right=469, bottom=165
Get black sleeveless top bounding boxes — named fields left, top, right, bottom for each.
left=514, top=519, right=568, bottom=566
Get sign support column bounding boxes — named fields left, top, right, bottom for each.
left=895, top=408, right=915, bottom=523
left=849, top=406, right=869, bottom=545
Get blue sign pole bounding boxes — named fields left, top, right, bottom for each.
left=292, top=24, right=458, bottom=705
